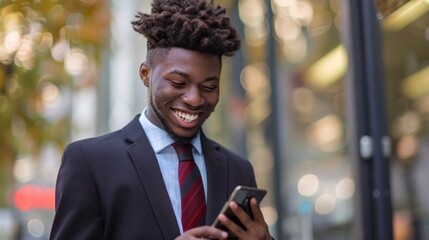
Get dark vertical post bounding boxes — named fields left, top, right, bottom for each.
left=361, top=1, right=393, bottom=239
left=266, top=0, right=284, bottom=239
left=342, top=0, right=393, bottom=239
left=230, top=1, right=247, bottom=156
left=342, top=1, right=375, bottom=238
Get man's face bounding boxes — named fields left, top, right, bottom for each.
left=140, top=47, right=221, bottom=141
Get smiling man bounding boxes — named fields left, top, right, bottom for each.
left=50, top=0, right=272, bottom=240
left=141, top=48, right=221, bottom=143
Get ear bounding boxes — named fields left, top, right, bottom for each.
left=139, top=62, right=150, bottom=87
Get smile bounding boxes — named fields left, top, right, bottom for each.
left=174, top=110, right=199, bottom=123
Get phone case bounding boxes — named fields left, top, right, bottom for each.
left=212, top=186, right=267, bottom=240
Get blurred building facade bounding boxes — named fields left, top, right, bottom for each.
left=0, top=0, right=428, bottom=239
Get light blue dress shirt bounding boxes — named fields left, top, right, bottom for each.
left=139, top=109, right=208, bottom=233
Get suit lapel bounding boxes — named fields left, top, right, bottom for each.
left=201, top=134, right=229, bottom=224
left=122, top=117, right=230, bottom=234
left=122, top=116, right=180, bottom=240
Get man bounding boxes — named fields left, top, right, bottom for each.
left=50, top=0, right=272, bottom=239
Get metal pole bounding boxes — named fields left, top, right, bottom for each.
left=266, top=0, right=285, bottom=239
left=342, top=1, right=375, bottom=237
left=361, top=0, right=393, bottom=238
left=230, top=1, right=247, bottom=157
left=342, top=0, right=393, bottom=239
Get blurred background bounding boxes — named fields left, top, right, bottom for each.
left=0, top=0, right=428, bottom=239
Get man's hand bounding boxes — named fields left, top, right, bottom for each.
left=175, top=226, right=228, bottom=240
left=218, top=198, right=272, bottom=240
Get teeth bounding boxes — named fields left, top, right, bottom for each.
left=174, top=110, right=199, bottom=123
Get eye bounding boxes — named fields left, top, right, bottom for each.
left=169, top=80, right=186, bottom=88
left=202, top=84, right=218, bottom=92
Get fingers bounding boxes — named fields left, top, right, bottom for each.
left=250, top=198, right=266, bottom=224
left=230, top=201, right=253, bottom=225
left=175, top=226, right=228, bottom=240
left=218, top=198, right=270, bottom=240
left=229, top=198, right=264, bottom=225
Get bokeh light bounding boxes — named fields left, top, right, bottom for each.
left=240, top=63, right=269, bottom=96
left=297, top=174, right=319, bottom=197
left=315, top=194, right=336, bottom=215
left=306, top=114, right=343, bottom=152
left=13, top=158, right=34, bottom=183
left=27, top=218, right=45, bottom=238
left=64, top=48, right=89, bottom=75
left=239, top=0, right=266, bottom=27
left=335, top=177, right=355, bottom=200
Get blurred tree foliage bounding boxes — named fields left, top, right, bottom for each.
left=0, top=0, right=110, bottom=207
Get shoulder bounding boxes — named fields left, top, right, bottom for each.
left=64, top=115, right=144, bottom=156
left=63, top=130, right=124, bottom=158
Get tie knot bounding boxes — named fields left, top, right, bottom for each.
left=172, top=143, right=193, bottom=162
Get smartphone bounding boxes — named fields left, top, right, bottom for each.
left=212, top=186, right=267, bottom=240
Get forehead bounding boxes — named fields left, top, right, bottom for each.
left=150, top=47, right=222, bottom=74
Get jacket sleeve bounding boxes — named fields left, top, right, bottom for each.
left=50, top=142, right=103, bottom=240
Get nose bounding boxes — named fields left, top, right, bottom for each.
left=182, top=85, right=204, bottom=107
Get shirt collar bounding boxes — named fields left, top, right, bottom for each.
left=139, top=108, right=202, bottom=154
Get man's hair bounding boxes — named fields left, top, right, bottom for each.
left=131, top=0, right=241, bottom=61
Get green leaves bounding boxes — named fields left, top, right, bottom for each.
left=0, top=0, right=110, bottom=206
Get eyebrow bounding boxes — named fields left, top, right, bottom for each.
left=168, top=69, right=220, bottom=81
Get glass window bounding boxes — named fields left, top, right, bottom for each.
left=238, top=0, right=352, bottom=238
left=377, top=0, right=429, bottom=239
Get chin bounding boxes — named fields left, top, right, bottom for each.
left=170, top=129, right=200, bottom=144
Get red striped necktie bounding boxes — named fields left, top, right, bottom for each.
left=172, top=142, right=206, bottom=231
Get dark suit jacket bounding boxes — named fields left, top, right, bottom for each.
left=50, top=115, right=257, bottom=240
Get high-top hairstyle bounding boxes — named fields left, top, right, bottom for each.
left=131, top=0, right=241, bottom=63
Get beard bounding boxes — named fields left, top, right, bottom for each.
left=149, top=93, right=201, bottom=144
